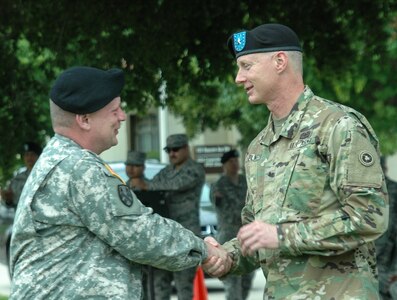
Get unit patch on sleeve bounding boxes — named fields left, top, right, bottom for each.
left=118, top=185, right=133, bottom=207
left=359, top=151, right=374, bottom=167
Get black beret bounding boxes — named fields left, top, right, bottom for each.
left=221, top=149, right=239, bottom=164
left=227, top=23, right=302, bottom=59
left=50, top=66, right=125, bottom=114
left=23, top=142, right=42, bottom=156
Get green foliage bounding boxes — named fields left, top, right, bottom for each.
left=0, top=0, right=396, bottom=184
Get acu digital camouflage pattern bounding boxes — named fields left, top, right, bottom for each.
left=376, top=176, right=397, bottom=300
left=223, top=86, right=389, bottom=300
left=211, top=174, right=254, bottom=300
left=146, top=157, right=205, bottom=299
left=10, top=134, right=208, bottom=300
left=5, top=170, right=30, bottom=208
left=211, top=173, right=248, bottom=243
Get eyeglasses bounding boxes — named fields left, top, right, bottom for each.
left=164, top=146, right=184, bottom=154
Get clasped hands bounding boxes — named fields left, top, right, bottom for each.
left=203, top=237, right=232, bottom=277
left=203, top=221, right=279, bottom=277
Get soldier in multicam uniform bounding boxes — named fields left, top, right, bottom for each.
left=203, top=24, right=388, bottom=300
left=125, top=150, right=149, bottom=190
left=136, top=133, right=205, bottom=300
left=9, top=66, right=231, bottom=300
left=376, top=157, right=397, bottom=300
left=210, top=149, right=255, bottom=300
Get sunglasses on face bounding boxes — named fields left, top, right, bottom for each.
left=164, top=146, right=184, bottom=154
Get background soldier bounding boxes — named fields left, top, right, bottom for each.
left=125, top=150, right=148, bottom=190
left=210, top=149, right=254, bottom=300
left=376, top=157, right=397, bottom=300
left=1, top=141, right=42, bottom=209
left=136, top=133, right=205, bottom=300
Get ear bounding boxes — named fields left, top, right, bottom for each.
left=274, top=52, right=288, bottom=73
left=75, top=114, right=91, bottom=131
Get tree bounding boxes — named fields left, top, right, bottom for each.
left=1, top=0, right=396, bottom=184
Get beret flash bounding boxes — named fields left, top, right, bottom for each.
left=227, top=23, right=302, bottom=58
left=221, top=149, right=239, bottom=164
left=49, top=66, right=125, bottom=114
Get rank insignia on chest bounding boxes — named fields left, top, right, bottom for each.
left=118, top=185, right=134, bottom=207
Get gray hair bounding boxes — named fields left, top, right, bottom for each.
left=49, top=100, right=74, bottom=129
left=286, top=51, right=303, bottom=75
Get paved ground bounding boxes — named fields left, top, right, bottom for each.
left=0, top=263, right=265, bottom=299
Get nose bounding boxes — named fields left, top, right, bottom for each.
left=235, top=69, right=245, bottom=85
left=119, top=108, right=126, bottom=121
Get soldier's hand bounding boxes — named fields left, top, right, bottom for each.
left=237, top=220, right=279, bottom=256
left=202, top=237, right=232, bottom=277
left=0, top=188, right=14, bottom=205
left=132, top=178, right=148, bottom=191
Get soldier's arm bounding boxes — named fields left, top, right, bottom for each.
left=148, top=164, right=204, bottom=192
left=69, top=160, right=209, bottom=271
left=278, top=116, right=388, bottom=256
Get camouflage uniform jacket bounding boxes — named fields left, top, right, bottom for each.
left=211, top=174, right=247, bottom=243
left=376, top=177, right=397, bottom=297
left=6, top=169, right=30, bottom=208
left=223, top=86, right=388, bottom=299
left=10, top=134, right=208, bottom=300
left=147, top=158, right=205, bottom=236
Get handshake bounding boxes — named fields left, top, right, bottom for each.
left=201, top=221, right=279, bottom=277
left=203, top=236, right=233, bottom=277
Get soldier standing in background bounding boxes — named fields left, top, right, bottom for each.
left=136, top=133, right=205, bottom=300
left=210, top=149, right=255, bottom=300
left=125, top=150, right=148, bottom=190
left=376, top=157, right=397, bottom=300
left=1, top=142, right=42, bottom=209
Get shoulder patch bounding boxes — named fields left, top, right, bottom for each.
left=359, top=151, right=374, bottom=167
left=118, top=185, right=133, bottom=207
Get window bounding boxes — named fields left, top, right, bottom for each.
left=130, top=114, right=160, bottom=159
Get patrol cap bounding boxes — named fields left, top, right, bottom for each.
left=227, top=23, right=302, bottom=59
left=221, top=149, right=239, bottom=164
left=49, top=66, right=125, bottom=114
left=125, top=151, right=146, bottom=166
left=164, top=134, right=188, bottom=150
left=23, top=142, right=42, bottom=156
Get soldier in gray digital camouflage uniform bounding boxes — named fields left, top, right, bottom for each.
left=1, top=142, right=42, bottom=209
left=136, top=133, right=205, bottom=300
left=203, top=24, right=388, bottom=300
left=211, top=149, right=254, bottom=300
left=9, top=66, right=231, bottom=300
left=126, top=150, right=149, bottom=190
left=376, top=157, right=397, bottom=300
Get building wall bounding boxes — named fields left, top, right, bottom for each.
left=100, top=109, right=242, bottom=174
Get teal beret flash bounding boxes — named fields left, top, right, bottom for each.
left=50, top=66, right=125, bottom=114
left=227, top=23, right=302, bottom=58
left=221, top=149, right=239, bottom=164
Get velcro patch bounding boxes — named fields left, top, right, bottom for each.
left=118, top=185, right=133, bottom=207
left=359, top=151, right=374, bottom=167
